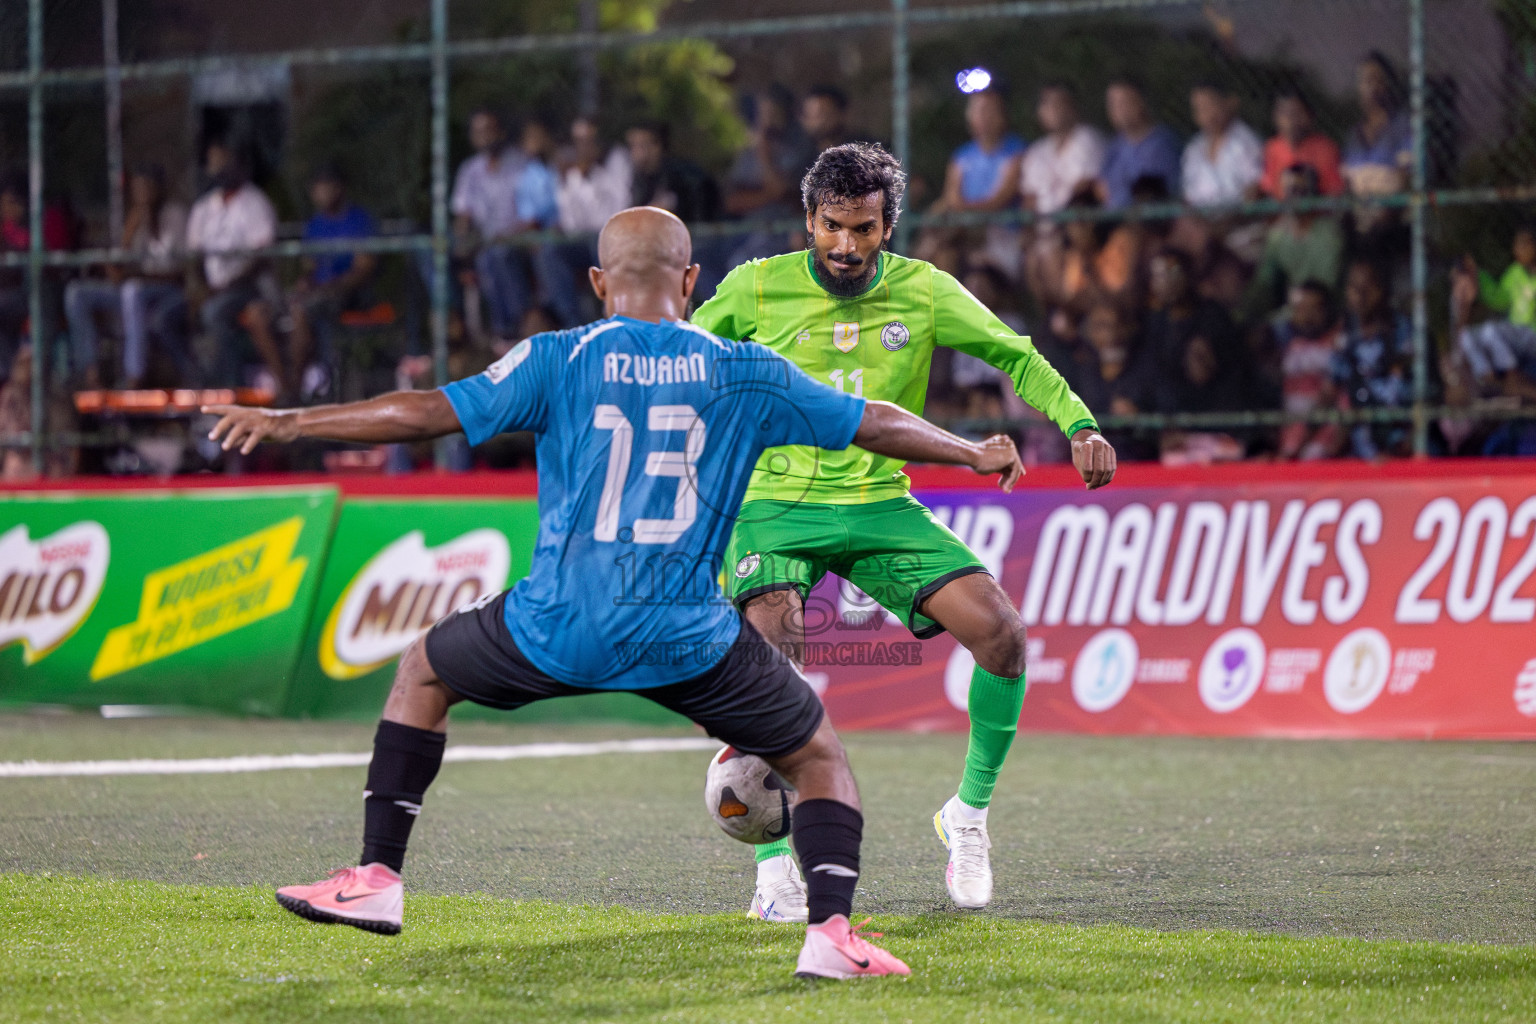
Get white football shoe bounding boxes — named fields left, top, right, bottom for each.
left=933, top=796, right=993, bottom=909
left=748, top=854, right=809, bottom=923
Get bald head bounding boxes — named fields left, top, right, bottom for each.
left=598, top=206, right=692, bottom=283
left=589, top=207, right=699, bottom=322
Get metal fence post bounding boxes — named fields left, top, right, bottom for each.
left=27, top=0, right=44, bottom=474
left=104, top=0, right=124, bottom=248
left=1408, top=0, right=1429, bottom=456
left=430, top=0, right=452, bottom=469
left=891, top=0, right=911, bottom=253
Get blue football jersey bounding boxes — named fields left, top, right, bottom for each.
left=441, top=315, right=866, bottom=689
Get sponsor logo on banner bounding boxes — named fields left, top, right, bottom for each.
left=832, top=322, right=859, bottom=353
left=0, top=522, right=110, bottom=664
left=319, top=529, right=511, bottom=680
left=1072, top=628, right=1138, bottom=712
left=90, top=518, right=310, bottom=681
left=1198, top=628, right=1267, bottom=713
left=1323, top=628, right=1392, bottom=714
left=1515, top=659, right=1536, bottom=717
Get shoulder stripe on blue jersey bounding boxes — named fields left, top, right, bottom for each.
left=674, top=320, right=733, bottom=352
left=567, top=320, right=626, bottom=363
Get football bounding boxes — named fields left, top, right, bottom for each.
left=704, top=745, right=796, bottom=845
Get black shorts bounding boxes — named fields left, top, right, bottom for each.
left=423, top=591, right=825, bottom=760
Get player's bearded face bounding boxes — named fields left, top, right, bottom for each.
left=807, top=193, right=889, bottom=297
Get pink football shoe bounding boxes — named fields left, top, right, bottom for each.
left=275, top=863, right=403, bottom=935
left=795, top=915, right=911, bottom=979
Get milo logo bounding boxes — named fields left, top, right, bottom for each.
left=319, top=529, right=511, bottom=679
left=0, top=522, right=111, bottom=664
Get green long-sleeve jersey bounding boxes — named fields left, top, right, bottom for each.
left=692, top=249, right=1097, bottom=504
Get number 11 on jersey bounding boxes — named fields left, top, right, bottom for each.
left=828, top=367, right=864, bottom=398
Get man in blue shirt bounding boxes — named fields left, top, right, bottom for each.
left=287, top=164, right=378, bottom=397
left=204, top=206, right=1023, bottom=980
left=1098, top=77, right=1183, bottom=210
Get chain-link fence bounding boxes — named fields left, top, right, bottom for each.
left=0, top=0, right=1532, bottom=474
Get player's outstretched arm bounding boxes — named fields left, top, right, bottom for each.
left=202, top=391, right=462, bottom=454
left=853, top=400, right=1024, bottom=492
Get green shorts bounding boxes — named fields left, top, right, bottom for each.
left=724, top=495, right=988, bottom=639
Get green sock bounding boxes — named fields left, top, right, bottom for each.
left=958, top=664, right=1027, bottom=809
left=754, top=838, right=793, bottom=863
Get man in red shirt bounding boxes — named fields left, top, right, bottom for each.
left=1260, top=90, right=1343, bottom=199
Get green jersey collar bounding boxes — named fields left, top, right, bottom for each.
left=804, top=248, right=886, bottom=299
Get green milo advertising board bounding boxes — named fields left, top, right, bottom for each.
left=0, top=488, right=336, bottom=715
left=282, top=496, right=687, bottom=725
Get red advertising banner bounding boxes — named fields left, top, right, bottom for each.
left=811, top=462, right=1536, bottom=740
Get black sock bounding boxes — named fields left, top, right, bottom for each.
left=360, top=720, right=446, bottom=873
left=792, top=798, right=863, bottom=925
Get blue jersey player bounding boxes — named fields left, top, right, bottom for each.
left=205, top=207, right=1023, bottom=980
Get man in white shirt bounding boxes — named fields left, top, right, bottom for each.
left=186, top=140, right=278, bottom=387
left=1019, top=82, right=1106, bottom=216
left=1021, top=82, right=1106, bottom=308
left=557, top=117, right=631, bottom=236
left=548, top=117, right=632, bottom=325
left=451, top=109, right=569, bottom=337
left=1181, top=80, right=1263, bottom=207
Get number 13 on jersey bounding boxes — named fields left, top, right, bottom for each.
left=593, top=404, right=706, bottom=544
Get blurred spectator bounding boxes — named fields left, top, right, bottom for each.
left=452, top=110, right=567, bottom=338
left=1020, top=82, right=1106, bottom=217
left=0, top=172, right=74, bottom=383
left=1072, top=303, right=1158, bottom=460
left=282, top=164, right=378, bottom=398
left=1181, top=80, right=1262, bottom=207
left=1031, top=187, right=1128, bottom=341
left=1259, top=89, right=1344, bottom=199
left=1273, top=280, right=1343, bottom=460
left=65, top=163, right=189, bottom=388
left=723, top=86, right=816, bottom=265
left=1343, top=52, right=1411, bottom=265
left=626, top=121, right=719, bottom=224
left=1452, top=225, right=1536, bottom=402
left=554, top=117, right=631, bottom=324
left=1144, top=248, right=1246, bottom=410
left=800, top=85, right=853, bottom=153
left=921, top=87, right=1027, bottom=280
left=1098, top=77, right=1182, bottom=210
left=1332, top=258, right=1416, bottom=459
left=185, top=140, right=278, bottom=387
left=1242, top=163, right=1345, bottom=321
left=1342, top=52, right=1411, bottom=197
left=0, top=345, right=77, bottom=480
left=558, top=118, right=631, bottom=235
left=0, top=175, right=33, bottom=381
left=1020, top=82, right=1106, bottom=306
left=930, top=88, right=1026, bottom=217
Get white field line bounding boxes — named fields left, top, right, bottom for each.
left=0, top=737, right=719, bottom=779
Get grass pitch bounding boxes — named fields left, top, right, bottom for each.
left=3, top=711, right=1536, bottom=1021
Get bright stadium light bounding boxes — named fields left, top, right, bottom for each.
left=955, top=67, right=993, bottom=94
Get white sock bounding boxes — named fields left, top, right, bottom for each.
left=950, top=794, right=989, bottom=825
left=756, top=853, right=797, bottom=883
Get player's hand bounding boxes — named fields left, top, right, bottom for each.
left=970, top=434, right=1024, bottom=493
left=202, top=404, right=300, bottom=455
left=1072, top=428, right=1116, bottom=490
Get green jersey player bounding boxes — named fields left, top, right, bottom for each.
left=693, top=142, right=1117, bottom=919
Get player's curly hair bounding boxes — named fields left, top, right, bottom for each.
left=800, top=142, right=907, bottom=230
